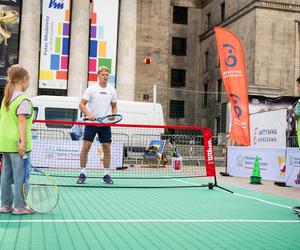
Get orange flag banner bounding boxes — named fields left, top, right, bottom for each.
left=214, top=27, right=250, bottom=146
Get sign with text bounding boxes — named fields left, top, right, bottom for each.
left=227, top=146, right=286, bottom=182
left=39, top=0, right=71, bottom=89
left=88, top=0, right=119, bottom=87
left=31, top=139, right=124, bottom=170
left=286, top=148, right=300, bottom=188
left=250, top=109, right=287, bottom=147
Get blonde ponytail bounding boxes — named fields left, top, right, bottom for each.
left=3, top=82, right=14, bottom=110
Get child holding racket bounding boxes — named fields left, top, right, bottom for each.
left=0, top=64, right=34, bottom=215
left=78, top=66, right=117, bottom=184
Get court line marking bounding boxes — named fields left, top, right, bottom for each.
left=174, top=178, right=294, bottom=210
left=173, top=178, right=206, bottom=188
left=232, top=193, right=292, bottom=209
left=0, top=219, right=299, bottom=223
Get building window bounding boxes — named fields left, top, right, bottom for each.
left=220, top=2, right=225, bottom=21
left=171, top=69, right=186, bottom=87
left=215, top=117, right=221, bottom=134
left=203, top=51, right=209, bottom=72
left=203, top=83, right=208, bottom=108
left=205, top=12, right=211, bottom=31
left=170, top=100, right=185, bottom=118
left=217, top=79, right=222, bottom=102
left=173, top=6, right=188, bottom=25
left=172, top=37, right=187, bottom=56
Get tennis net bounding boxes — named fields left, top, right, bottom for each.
left=30, top=120, right=217, bottom=188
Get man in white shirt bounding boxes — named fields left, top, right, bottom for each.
left=77, top=66, right=117, bottom=184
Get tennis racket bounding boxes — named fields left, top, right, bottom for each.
left=84, top=114, right=123, bottom=124
left=23, top=155, right=59, bottom=214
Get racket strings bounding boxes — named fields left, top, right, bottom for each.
left=100, top=114, right=122, bottom=124
left=25, top=174, right=59, bottom=213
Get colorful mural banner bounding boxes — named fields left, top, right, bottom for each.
left=88, top=0, right=119, bottom=87
left=39, top=0, right=71, bottom=89
left=0, top=0, right=21, bottom=86
left=215, top=27, right=250, bottom=146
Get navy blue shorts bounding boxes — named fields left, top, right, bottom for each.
left=83, top=126, right=112, bottom=143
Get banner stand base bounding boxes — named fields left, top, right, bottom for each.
left=274, top=181, right=287, bottom=187
left=220, top=171, right=233, bottom=177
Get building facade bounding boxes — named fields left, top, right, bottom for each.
left=1, top=0, right=300, bottom=134
left=200, top=0, right=300, bottom=133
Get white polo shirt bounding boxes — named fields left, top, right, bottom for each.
left=82, top=84, right=117, bottom=118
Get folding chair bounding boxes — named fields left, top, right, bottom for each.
left=142, top=140, right=167, bottom=167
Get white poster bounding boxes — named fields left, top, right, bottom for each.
left=227, top=146, right=286, bottom=181
left=39, top=0, right=71, bottom=89
left=286, top=148, right=300, bottom=188
left=31, top=140, right=123, bottom=170
left=250, top=109, right=287, bottom=148
left=88, top=0, right=119, bottom=86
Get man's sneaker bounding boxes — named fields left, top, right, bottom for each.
left=77, top=173, right=86, bottom=184
left=12, top=207, right=35, bottom=215
left=0, top=205, right=12, bottom=213
left=103, top=174, right=113, bottom=184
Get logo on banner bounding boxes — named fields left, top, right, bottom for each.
left=236, top=154, right=244, bottom=167
left=229, top=93, right=242, bottom=118
left=253, top=127, right=258, bottom=145
left=223, top=44, right=237, bottom=67
left=207, top=138, right=214, bottom=162
left=278, top=156, right=286, bottom=176
left=49, top=0, right=64, bottom=9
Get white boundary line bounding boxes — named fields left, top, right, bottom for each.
left=233, top=193, right=292, bottom=210
left=0, top=219, right=299, bottom=223
left=174, top=178, right=294, bottom=210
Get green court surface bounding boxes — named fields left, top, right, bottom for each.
left=0, top=178, right=300, bottom=250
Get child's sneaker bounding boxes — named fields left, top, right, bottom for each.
left=103, top=174, right=113, bottom=184
left=12, top=207, right=35, bottom=215
left=0, top=205, right=12, bottom=213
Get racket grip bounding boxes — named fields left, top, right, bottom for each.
left=16, top=141, right=28, bottom=160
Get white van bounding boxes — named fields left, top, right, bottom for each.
left=31, top=95, right=164, bottom=150
left=31, top=95, right=164, bottom=125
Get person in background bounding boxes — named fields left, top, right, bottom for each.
left=77, top=66, right=117, bottom=185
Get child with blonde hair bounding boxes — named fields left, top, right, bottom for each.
left=0, top=64, right=34, bottom=215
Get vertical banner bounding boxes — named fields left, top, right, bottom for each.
left=39, top=0, right=71, bottom=89
left=88, top=0, right=119, bottom=87
left=0, top=0, right=21, bottom=87
left=215, top=27, right=250, bottom=146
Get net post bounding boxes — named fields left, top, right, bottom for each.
left=202, top=127, right=233, bottom=193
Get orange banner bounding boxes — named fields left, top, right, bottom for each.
left=214, top=27, right=250, bottom=146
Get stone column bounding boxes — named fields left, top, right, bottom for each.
left=19, top=0, right=41, bottom=97
left=67, top=0, right=90, bottom=97
left=116, top=0, right=137, bottom=101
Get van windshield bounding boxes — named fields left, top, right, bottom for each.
left=45, top=108, right=77, bottom=128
